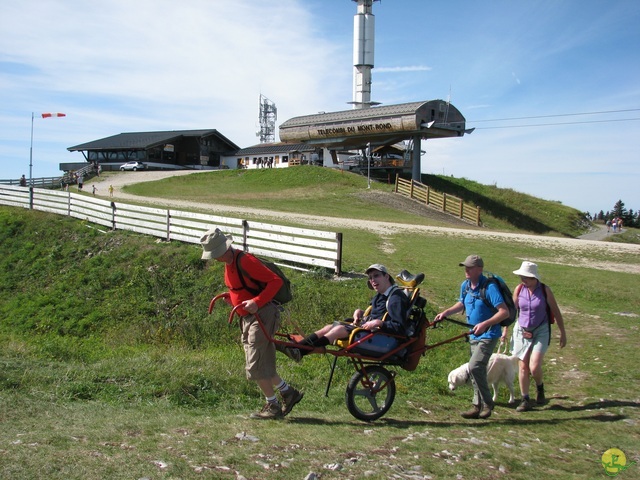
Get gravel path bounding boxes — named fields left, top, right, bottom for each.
left=88, top=171, right=640, bottom=265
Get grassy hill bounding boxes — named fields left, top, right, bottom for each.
left=1, top=168, right=639, bottom=479
left=122, top=166, right=590, bottom=237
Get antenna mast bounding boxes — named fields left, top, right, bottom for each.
left=257, top=94, right=277, bottom=143
left=350, top=0, right=381, bottom=109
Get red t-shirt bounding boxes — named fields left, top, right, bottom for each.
left=224, top=250, right=283, bottom=316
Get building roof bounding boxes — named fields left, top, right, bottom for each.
left=68, top=129, right=239, bottom=152
left=234, top=143, right=317, bottom=156
left=280, top=101, right=431, bottom=128
left=279, top=99, right=468, bottom=149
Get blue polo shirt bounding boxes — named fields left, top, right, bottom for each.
left=459, top=275, right=504, bottom=340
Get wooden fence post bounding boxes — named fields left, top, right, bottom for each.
left=335, top=232, right=343, bottom=275
left=476, top=207, right=481, bottom=226
left=409, top=179, right=414, bottom=199
left=394, top=174, right=399, bottom=193
left=242, top=220, right=249, bottom=252
left=459, top=201, right=463, bottom=219
left=425, top=185, right=430, bottom=206
left=111, top=201, right=117, bottom=230
left=442, top=193, right=447, bottom=212
left=166, top=211, right=171, bottom=241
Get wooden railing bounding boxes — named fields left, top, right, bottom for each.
left=0, top=185, right=343, bottom=274
left=395, top=176, right=481, bottom=226
left=0, top=176, right=64, bottom=189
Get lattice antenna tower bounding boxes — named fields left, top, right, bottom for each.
left=257, top=94, right=277, bottom=143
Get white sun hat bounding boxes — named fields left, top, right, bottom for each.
left=513, top=261, right=540, bottom=280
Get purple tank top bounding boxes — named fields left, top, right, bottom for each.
left=517, top=283, right=548, bottom=329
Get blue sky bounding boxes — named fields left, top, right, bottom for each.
left=1, top=0, right=638, bottom=215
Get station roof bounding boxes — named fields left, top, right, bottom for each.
left=235, top=143, right=316, bottom=156
left=279, top=100, right=469, bottom=150
left=68, top=129, right=239, bottom=152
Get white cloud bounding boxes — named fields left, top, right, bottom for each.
left=1, top=0, right=639, bottom=214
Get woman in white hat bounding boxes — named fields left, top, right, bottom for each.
left=509, top=261, right=566, bottom=412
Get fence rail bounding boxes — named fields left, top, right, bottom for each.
left=0, top=185, right=343, bottom=274
left=0, top=176, right=64, bottom=189
left=395, top=176, right=481, bottom=226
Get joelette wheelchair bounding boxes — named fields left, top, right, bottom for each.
left=209, top=270, right=469, bottom=421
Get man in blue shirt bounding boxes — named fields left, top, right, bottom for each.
left=434, top=255, right=508, bottom=419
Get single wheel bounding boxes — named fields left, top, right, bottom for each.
left=345, top=365, right=396, bottom=421
left=132, top=167, right=138, bottom=171
left=120, top=167, right=125, bottom=171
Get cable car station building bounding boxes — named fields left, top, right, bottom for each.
left=66, top=129, right=239, bottom=172
left=64, top=100, right=469, bottom=181
left=276, top=99, right=470, bottom=180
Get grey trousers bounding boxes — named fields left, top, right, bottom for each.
left=469, top=337, right=500, bottom=408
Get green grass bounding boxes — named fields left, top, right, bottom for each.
left=1, top=170, right=639, bottom=479
left=123, top=166, right=590, bottom=236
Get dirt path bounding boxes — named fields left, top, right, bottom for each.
left=88, top=171, right=640, bottom=267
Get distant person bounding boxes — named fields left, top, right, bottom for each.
left=92, top=185, right=97, bottom=196
left=434, top=255, right=509, bottom=420
left=200, top=228, right=303, bottom=420
left=108, top=185, right=114, bottom=197
left=77, top=174, right=84, bottom=191
left=508, top=261, right=566, bottom=412
left=606, top=219, right=611, bottom=233
left=19, top=175, right=27, bottom=187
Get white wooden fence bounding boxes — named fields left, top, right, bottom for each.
left=0, top=185, right=343, bottom=274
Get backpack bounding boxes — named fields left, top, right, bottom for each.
left=514, top=282, right=555, bottom=324
left=234, top=251, right=293, bottom=305
left=464, top=273, right=517, bottom=327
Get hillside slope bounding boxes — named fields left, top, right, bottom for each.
left=90, top=166, right=589, bottom=237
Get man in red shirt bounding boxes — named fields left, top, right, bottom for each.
left=201, top=228, right=303, bottom=419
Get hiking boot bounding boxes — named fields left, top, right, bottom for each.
left=283, top=347, right=302, bottom=363
left=281, top=387, right=304, bottom=417
left=516, top=398, right=533, bottom=412
left=479, top=404, right=493, bottom=419
left=250, top=402, right=283, bottom=420
left=461, top=404, right=481, bottom=419
left=536, top=385, right=546, bottom=405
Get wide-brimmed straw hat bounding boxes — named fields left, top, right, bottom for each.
left=200, top=228, right=233, bottom=260
left=513, top=261, right=540, bottom=280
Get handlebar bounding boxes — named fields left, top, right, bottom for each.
left=208, top=292, right=230, bottom=314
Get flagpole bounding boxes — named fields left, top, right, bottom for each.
left=29, top=112, right=34, bottom=187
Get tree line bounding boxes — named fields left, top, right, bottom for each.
left=588, top=200, right=639, bottom=228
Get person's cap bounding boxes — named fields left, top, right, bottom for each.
left=513, top=261, right=540, bottom=280
left=365, top=264, right=394, bottom=289
left=200, top=228, right=233, bottom=260
left=459, top=254, right=484, bottom=268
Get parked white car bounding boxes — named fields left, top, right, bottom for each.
left=120, top=161, right=146, bottom=171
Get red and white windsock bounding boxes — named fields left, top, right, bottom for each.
left=41, top=113, right=66, bottom=118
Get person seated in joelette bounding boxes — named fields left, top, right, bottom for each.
left=286, top=264, right=411, bottom=359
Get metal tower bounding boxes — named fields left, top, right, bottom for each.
left=257, top=94, right=277, bottom=143
left=350, top=0, right=380, bottom=109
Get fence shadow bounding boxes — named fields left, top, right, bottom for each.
left=421, top=174, right=567, bottom=235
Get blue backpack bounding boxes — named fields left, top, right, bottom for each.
left=464, top=273, right=516, bottom=327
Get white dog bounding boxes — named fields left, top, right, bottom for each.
left=447, top=353, right=519, bottom=404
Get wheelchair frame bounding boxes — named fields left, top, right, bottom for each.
left=208, top=273, right=470, bottom=422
